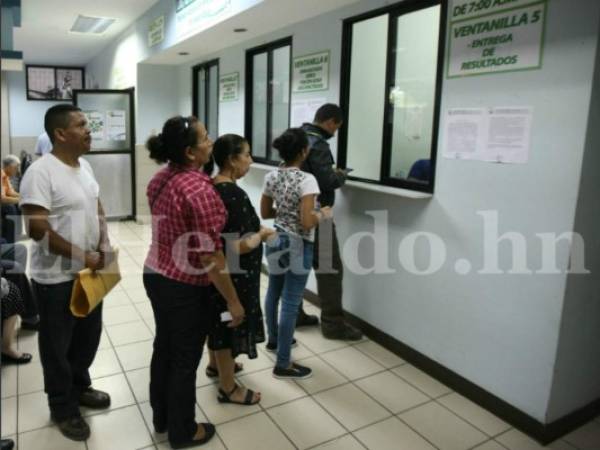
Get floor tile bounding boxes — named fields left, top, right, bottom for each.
left=125, top=287, right=150, bottom=304
left=18, top=425, right=85, bottom=450
left=106, top=320, right=153, bottom=347
left=196, top=359, right=218, bottom=388
left=293, top=356, right=348, bottom=394
left=90, top=348, right=122, bottom=379
left=294, top=327, right=350, bottom=354
left=267, top=396, right=346, bottom=449
left=17, top=360, right=44, bottom=394
left=156, top=436, right=226, bottom=449
left=97, top=329, right=111, bottom=350
left=563, top=420, right=600, bottom=449
left=17, top=332, right=39, bottom=359
left=238, top=367, right=307, bottom=408
left=1, top=396, right=17, bottom=435
left=120, top=274, right=145, bottom=291
left=353, top=340, right=405, bottom=368
left=86, top=405, right=153, bottom=450
left=399, top=402, right=488, bottom=450
left=311, top=434, right=365, bottom=450
left=126, top=367, right=151, bottom=403
left=354, top=371, right=430, bottom=414
left=82, top=373, right=136, bottom=417
left=233, top=347, right=275, bottom=375
left=103, top=289, right=132, bottom=308
left=134, top=301, right=155, bottom=319
left=354, top=416, right=436, bottom=450
left=18, top=391, right=52, bottom=432
left=114, top=339, right=153, bottom=371
left=1, top=364, right=17, bottom=398
left=438, top=393, right=511, bottom=436
left=497, top=429, right=580, bottom=449
left=393, top=364, right=452, bottom=398
left=314, top=384, right=390, bottom=431
left=103, top=304, right=142, bottom=326
left=472, top=441, right=509, bottom=450
left=196, top=384, right=261, bottom=425
left=217, top=411, right=295, bottom=450
left=263, top=341, right=315, bottom=362
left=319, top=346, right=385, bottom=381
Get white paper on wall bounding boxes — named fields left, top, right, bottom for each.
left=290, top=98, right=327, bottom=128
left=106, top=110, right=127, bottom=141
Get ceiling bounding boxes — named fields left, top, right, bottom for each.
left=13, top=0, right=160, bottom=65
left=11, top=0, right=362, bottom=68
left=144, top=0, right=362, bottom=65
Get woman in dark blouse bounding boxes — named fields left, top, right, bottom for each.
left=204, top=134, right=274, bottom=405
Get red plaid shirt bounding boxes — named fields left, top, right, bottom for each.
left=145, top=164, right=227, bottom=286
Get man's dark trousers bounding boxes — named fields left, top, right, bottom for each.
left=33, top=280, right=103, bottom=420
left=313, top=220, right=345, bottom=329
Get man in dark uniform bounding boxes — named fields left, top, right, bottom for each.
left=299, top=104, right=362, bottom=340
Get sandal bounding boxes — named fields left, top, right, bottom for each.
left=1, top=352, right=32, bottom=365
left=205, top=362, right=243, bottom=378
left=217, top=384, right=260, bottom=405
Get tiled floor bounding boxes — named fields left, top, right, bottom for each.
left=2, top=221, right=600, bottom=450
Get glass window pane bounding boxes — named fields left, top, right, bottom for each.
left=346, top=15, right=389, bottom=180
left=82, top=154, right=132, bottom=218
left=77, top=93, right=132, bottom=151
left=208, top=64, right=219, bottom=140
left=271, top=45, right=290, bottom=160
left=389, top=6, right=440, bottom=183
left=197, top=69, right=206, bottom=125
left=252, top=52, right=268, bottom=159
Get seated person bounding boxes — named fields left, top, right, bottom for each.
left=1, top=155, right=22, bottom=243
left=407, top=159, right=431, bottom=183
left=1, top=277, right=33, bottom=364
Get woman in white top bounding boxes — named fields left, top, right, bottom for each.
left=261, top=128, right=332, bottom=379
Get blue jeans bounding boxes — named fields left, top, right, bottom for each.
left=264, top=232, right=314, bottom=368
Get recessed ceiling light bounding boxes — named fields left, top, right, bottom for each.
left=234, top=28, right=247, bottom=33
left=178, top=52, right=190, bottom=56
left=70, top=15, right=116, bottom=34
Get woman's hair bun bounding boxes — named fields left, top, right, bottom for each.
left=146, top=133, right=169, bottom=164
left=272, top=128, right=308, bottom=163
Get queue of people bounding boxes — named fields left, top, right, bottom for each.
left=4, top=102, right=361, bottom=448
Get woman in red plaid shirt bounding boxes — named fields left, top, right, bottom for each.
left=143, top=116, right=244, bottom=449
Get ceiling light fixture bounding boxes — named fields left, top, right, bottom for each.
left=178, top=52, right=190, bottom=56
left=70, top=15, right=116, bottom=34
left=234, top=28, right=248, bottom=33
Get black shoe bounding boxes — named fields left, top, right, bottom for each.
left=171, top=423, right=216, bottom=449
left=55, top=415, right=91, bottom=441
left=79, top=388, right=111, bottom=409
left=265, top=338, right=297, bottom=353
left=322, top=323, right=363, bottom=341
left=273, top=362, right=313, bottom=380
left=1, top=352, right=32, bottom=365
left=296, top=310, right=319, bottom=327
left=0, top=439, right=14, bottom=450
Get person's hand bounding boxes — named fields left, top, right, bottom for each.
left=259, top=226, right=276, bottom=242
left=227, top=301, right=245, bottom=328
left=84, top=251, right=104, bottom=272
left=320, top=206, right=333, bottom=220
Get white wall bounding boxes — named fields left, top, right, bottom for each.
left=546, top=30, right=600, bottom=422
left=165, top=0, right=600, bottom=423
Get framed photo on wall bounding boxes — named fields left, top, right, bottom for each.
left=26, top=65, right=85, bottom=101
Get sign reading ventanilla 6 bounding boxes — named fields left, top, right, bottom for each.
left=448, top=1, right=547, bottom=78
left=293, top=51, right=330, bottom=93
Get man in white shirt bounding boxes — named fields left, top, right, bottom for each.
left=34, top=131, right=53, bottom=156
left=20, top=104, right=113, bottom=442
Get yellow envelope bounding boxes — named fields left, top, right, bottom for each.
left=70, top=248, right=122, bottom=318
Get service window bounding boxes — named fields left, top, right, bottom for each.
left=192, top=59, right=219, bottom=140
left=339, top=0, right=446, bottom=193
left=245, top=37, right=292, bottom=164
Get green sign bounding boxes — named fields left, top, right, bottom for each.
left=219, top=72, right=239, bottom=102
left=293, top=50, right=330, bottom=93
left=148, top=15, right=165, bottom=47
left=447, top=1, right=547, bottom=78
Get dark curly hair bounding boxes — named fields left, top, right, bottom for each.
left=146, top=116, right=199, bottom=165
left=272, top=128, right=308, bottom=163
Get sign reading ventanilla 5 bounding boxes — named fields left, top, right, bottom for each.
left=293, top=51, right=330, bottom=93
left=448, top=1, right=547, bottom=78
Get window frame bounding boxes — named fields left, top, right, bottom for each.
left=244, top=36, right=293, bottom=165
left=338, top=0, right=447, bottom=194
left=192, top=58, right=219, bottom=138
